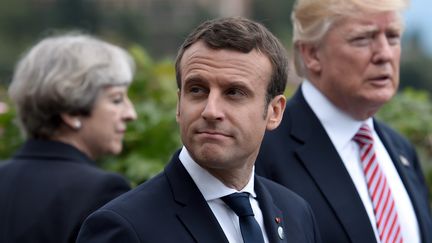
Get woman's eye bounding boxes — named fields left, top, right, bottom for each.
left=112, top=96, right=124, bottom=104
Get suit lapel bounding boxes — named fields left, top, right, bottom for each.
left=374, top=121, right=414, bottom=194
left=375, top=121, right=432, bottom=242
left=254, top=178, right=286, bottom=243
left=374, top=120, right=417, bottom=194
left=164, top=154, right=229, bottom=243
left=289, top=90, right=376, bottom=243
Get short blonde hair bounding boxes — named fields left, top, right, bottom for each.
left=292, top=0, right=409, bottom=77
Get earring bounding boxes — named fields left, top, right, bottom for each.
left=74, top=120, right=82, bottom=129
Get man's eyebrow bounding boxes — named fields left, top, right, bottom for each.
left=387, top=23, right=403, bottom=33
left=183, top=75, right=206, bottom=85
left=347, top=25, right=378, bottom=37
left=346, top=22, right=402, bottom=38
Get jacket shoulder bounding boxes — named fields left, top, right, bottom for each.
left=257, top=175, right=309, bottom=207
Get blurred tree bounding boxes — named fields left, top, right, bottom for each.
left=52, top=0, right=101, bottom=31
left=0, top=0, right=216, bottom=85
left=0, top=0, right=35, bottom=84
left=251, top=0, right=293, bottom=46
left=377, top=88, right=432, bottom=167
left=377, top=88, right=432, bottom=197
left=401, top=32, right=432, bottom=93
left=0, top=88, right=21, bottom=159
left=0, top=0, right=103, bottom=84
left=100, top=45, right=181, bottom=186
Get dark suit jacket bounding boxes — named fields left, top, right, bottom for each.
left=76, top=151, right=321, bottom=243
left=0, top=139, right=131, bottom=243
left=256, top=88, right=432, bottom=243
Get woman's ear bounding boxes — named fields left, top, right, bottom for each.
left=61, top=113, right=81, bottom=130
left=266, top=95, right=286, bottom=131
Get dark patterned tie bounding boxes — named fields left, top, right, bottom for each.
left=354, top=124, right=403, bottom=243
left=222, top=192, right=265, bottom=243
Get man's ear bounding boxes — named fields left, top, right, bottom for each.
left=60, top=113, right=82, bottom=130
left=176, top=89, right=181, bottom=123
left=266, top=94, right=286, bottom=131
left=298, top=42, right=321, bottom=73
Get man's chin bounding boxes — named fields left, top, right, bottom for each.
left=193, top=146, right=228, bottom=164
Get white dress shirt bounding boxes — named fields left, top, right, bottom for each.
left=179, top=147, right=270, bottom=243
left=302, top=80, right=420, bottom=243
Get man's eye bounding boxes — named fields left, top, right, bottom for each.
left=387, top=33, right=401, bottom=45
left=226, top=88, right=246, bottom=97
left=351, top=36, right=370, bottom=46
left=188, top=86, right=207, bottom=95
left=190, top=87, right=202, bottom=93
left=189, top=86, right=204, bottom=93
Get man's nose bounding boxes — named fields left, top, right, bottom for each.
left=371, top=34, right=397, bottom=64
left=201, top=92, right=224, bottom=121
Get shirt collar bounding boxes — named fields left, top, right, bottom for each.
left=179, top=147, right=256, bottom=201
left=301, top=80, right=374, bottom=150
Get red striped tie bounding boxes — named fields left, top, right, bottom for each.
left=353, top=124, right=403, bottom=243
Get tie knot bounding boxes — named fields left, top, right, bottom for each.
left=222, top=192, right=254, bottom=217
left=353, top=124, right=373, bottom=146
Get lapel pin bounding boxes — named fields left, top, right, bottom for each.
left=275, top=217, right=281, bottom=224
left=399, top=155, right=410, bottom=167
left=278, top=226, right=284, bottom=240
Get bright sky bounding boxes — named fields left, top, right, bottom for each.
left=404, top=0, right=432, bottom=55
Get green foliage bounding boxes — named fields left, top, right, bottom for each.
left=252, top=0, right=293, bottom=44
left=0, top=94, right=22, bottom=160
left=377, top=88, right=432, bottom=165
left=377, top=88, right=432, bottom=196
left=100, top=46, right=181, bottom=186
left=400, top=34, right=432, bottom=93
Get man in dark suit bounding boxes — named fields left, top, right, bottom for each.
left=256, top=0, right=432, bottom=243
left=77, top=17, right=321, bottom=243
